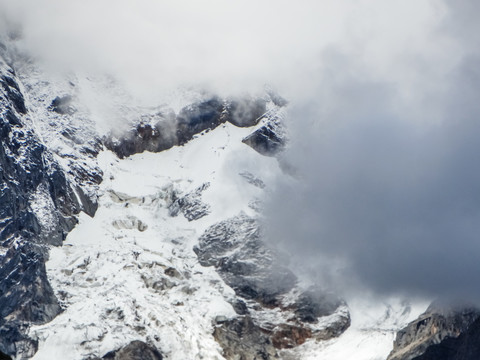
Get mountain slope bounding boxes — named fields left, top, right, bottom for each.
left=0, top=37, right=433, bottom=360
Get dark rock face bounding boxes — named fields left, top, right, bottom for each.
left=1, top=73, right=26, bottom=114
left=213, top=316, right=279, bottom=360
left=0, top=243, right=61, bottom=324
left=0, top=242, right=61, bottom=357
left=104, top=99, right=225, bottom=158
left=413, top=317, right=480, bottom=360
left=176, top=97, right=225, bottom=144
left=0, top=57, right=99, bottom=357
left=104, top=95, right=271, bottom=159
left=388, top=303, right=480, bottom=360
left=242, top=119, right=285, bottom=156
left=103, top=110, right=177, bottom=159
left=49, top=95, right=76, bottom=115
left=0, top=85, right=80, bottom=246
left=195, top=215, right=297, bottom=306
left=195, top=215, right=350, bottom=358
left=0, top=350, right=12, bottom=360
left=100, top=341, right=163, bottom=360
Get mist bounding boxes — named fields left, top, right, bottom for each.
left=0, top=0, right=353, bottom=102
left=266, top=0, right=480, bottom=301
left=1, top=0, right=480, bottom=300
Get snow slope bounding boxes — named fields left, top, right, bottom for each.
left=28, top=116, right=429, bottom=359
left=29, top=122, right=281, bottom=360
left=8, top=49, right=430, bottom=359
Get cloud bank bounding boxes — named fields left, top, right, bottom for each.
left=266, top=0, right=480, bottom=300
left=0, top=0, right=353, bottom=101
left=2, top=0, right=480, bottom=300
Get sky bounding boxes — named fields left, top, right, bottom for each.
left=1, top=0, right=480, bottom=300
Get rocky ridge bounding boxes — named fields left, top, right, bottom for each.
left=0, top=50, right=97, bottom=357
left=412, top=316, right=480, bottom=360
left=195, top=215, right=351, bottom=358
left=388, top=302, right=480, bottom=360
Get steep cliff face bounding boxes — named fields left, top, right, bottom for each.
left=0, top=66, right=79, bottom=246
left=388, top=303, right=480, bottom=360
left=412, top=317, right=480, bottom=360
left=0, top=58, right=80, bottom=357
left=0, top=45, right=103, bottom=357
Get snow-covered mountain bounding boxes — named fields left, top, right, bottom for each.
left=3, top=30, right=479, bottom=360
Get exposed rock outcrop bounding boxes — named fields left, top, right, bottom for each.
left=0, top=242, right=61, bottom=358
left=104, top=95, right=276, bottom=159
left=103, top=109, right=178, bottom=159
left=413, top=316, right=480, bottom=360
left=242, top=111, right=286, bottom=156
left=213, top=316, right=279, bottom=360
left=0, top=102, right=79, bottom=245
left=48, top=95, right=76, bottom=115
left=91, top=341, right=163, bottom=360
left=195, top=215, right=297, bottom=306
left=0, top=61, right=85, bottom=241
left=103, top=98, right=227, bottom=159
left=388, top=302, right=480, bottom=360
left=194, top=215, right=350, bottom=358
left=0, top=54, right=101, bottom=357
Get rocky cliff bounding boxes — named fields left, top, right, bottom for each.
left=388, top=302, right=480, bottom=360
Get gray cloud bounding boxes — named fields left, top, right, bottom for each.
left=266, top=0, right=480, bottom=300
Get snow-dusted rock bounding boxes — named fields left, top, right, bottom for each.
left=89, top=341, right=163, bottom=360
left=388, top=302, right=480, bottom=360
left=195, top=215, right=351, bottom=356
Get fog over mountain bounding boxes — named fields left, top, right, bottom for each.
left=2, top=0, right=480, bottom=300
left=266, top=0, right=480, bottom=301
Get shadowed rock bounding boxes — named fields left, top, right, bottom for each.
left=243, top=122, right=285, bottom=156
left=104, top=99, right=225, bottom=158
left=104, top=95, right=271, bottom=158
left=0, top=57, right=96, bottom=358
left=413, top=317, right=480, bottom=360
left=388, top=302, right=480, bottom=360
left=100, top=341, right=163, bottom=360
left=214, top=316, right=278, bottom=360
left=0, top=243, right=61, bottom=357
left=194, top=215, right=297, bottom=306
left=195, top=215, right=350, bottom=357
left=49, top=95, right=76, bottom=115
